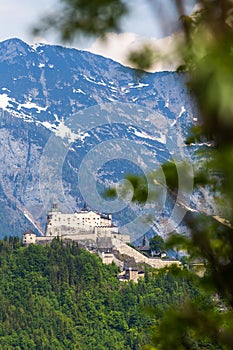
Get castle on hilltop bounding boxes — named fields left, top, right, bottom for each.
left=23, top=202, right=130, bottom=247
left=23, top=203, right=180, bottom=272
left=46, top=202, right=113, bottom=236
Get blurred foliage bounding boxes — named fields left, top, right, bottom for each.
left=33, top=0, right=128, bottom=41
left=35, top=0, right=233, bottom=349
left=102, top=186, right=117, bottom=199
left=103, top=173, right=149, bottom=203
left=161, top=161, right=179, bottom=192
left=185, top=125, right=205, bottom=145
left=150, top=0, right=233, bottom=349
left=179, top=1, right=233, bottom=147
left=125, top=174, right=149, bottom=203
left=149, top=235, right=165, bottom=253
left=128, top=44, right=157, bottom=72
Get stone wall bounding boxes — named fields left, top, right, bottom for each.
left=112, top=237, right=180, bottom=269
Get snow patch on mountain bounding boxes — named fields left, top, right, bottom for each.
left=41, top=121, right=57, bottom=131
left=18, top=101, right=48, bottom=113
left=55, top=121, right=90, bottom=143
left=129, top=126, right=166, bottom=144
left=82, top=74, right=107, bottom=86
left=73, top=88, right=86, bottom=95
left=0, top=93, right=12, bottom=109
left=178, top=106, right=186, bottom=117
left=0, top=93, right=48, bottom=119
left=128, top=82, right=149, bottom=88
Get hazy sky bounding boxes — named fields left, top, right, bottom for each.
left=0, top=0, right=195, bottom=70
left=0, top=0, right=162, bottom=45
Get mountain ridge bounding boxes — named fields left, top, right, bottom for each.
left=0, top=38, right=198, bottom=240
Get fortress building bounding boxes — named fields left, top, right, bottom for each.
left=23, top=203, right=180, bottom=271
left=23, top=203, right=130, bottom=246
left=46, top=202, right=114, bottom=236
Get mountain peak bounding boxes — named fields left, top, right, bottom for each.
left=0, top=37, right=34, bottom=63
left=1, top=37, right=27, bottom=45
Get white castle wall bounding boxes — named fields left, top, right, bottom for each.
left=23, top=232, right=37, bottom=244
left=43, top=205, right=132, bottom=243
left=24, top=205, right=182, bottom=270
left=112, top=237, right=181, bottom=269
left=45, top=206, right=113, bottom=237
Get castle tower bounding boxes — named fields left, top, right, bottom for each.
left=45, top=201, right=62, bottom=237
left=49, top=200, right=60, bottom=213
left=81, top=202, right=88, bottom=212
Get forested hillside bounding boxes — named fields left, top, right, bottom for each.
left=0, top=238, right=217, bottom=349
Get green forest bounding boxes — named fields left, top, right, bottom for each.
left=0, top=237, right=221, bottom=350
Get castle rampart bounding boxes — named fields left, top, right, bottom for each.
left=23, top=203, right=180, bottom=272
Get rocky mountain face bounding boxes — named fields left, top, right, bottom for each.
left=0, top=38, right=201, bottom=241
